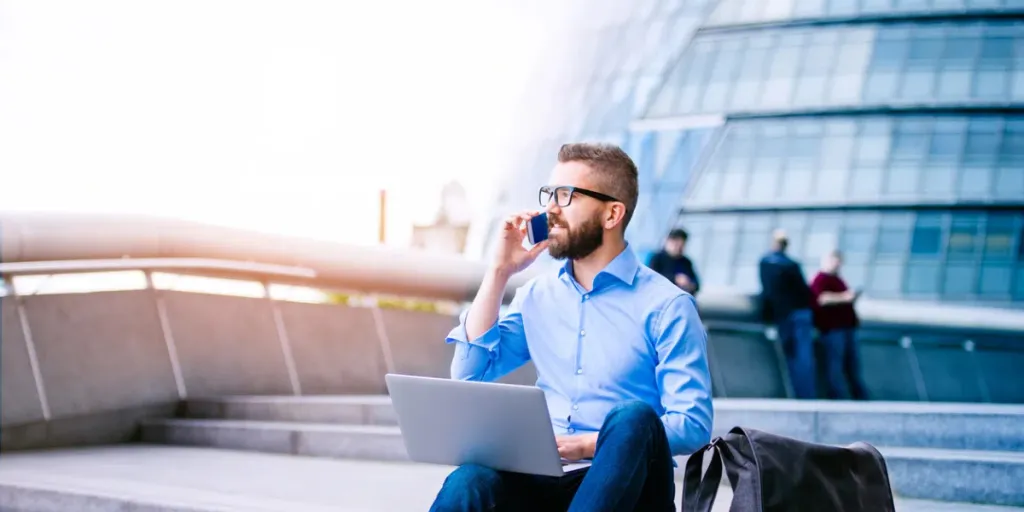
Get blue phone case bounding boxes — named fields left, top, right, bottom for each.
left=528, top=213, right=549, bottom=245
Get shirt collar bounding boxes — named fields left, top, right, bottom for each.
left=557, top=243, right=639, bottom=287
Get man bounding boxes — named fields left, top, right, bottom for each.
left=432, top=143, right=713, bottom=511
left=647, top=228, right=700, bottom=296
left=809, top=250, right=868, bottom=400
left=758, top=230, right=816, bottom=399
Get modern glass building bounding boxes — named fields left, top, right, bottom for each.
left=468, top=0, right=1024, bottom=308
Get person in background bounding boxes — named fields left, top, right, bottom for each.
left=810, top=250, right=869, bottom=400
left=648, top=228, right=700, bottom=296
left=758, top=229, right=816, bottom=399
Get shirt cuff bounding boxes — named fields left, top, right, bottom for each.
left=444, top=309, right=502, bottom=352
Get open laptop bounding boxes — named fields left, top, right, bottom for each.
left=385, top=373, right=592, bottom=477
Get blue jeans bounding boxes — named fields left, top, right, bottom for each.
left=779, top=308, right=816, bottom=399
left=429, top=401, right=676, bottom=512
left=819, top=328, right=869, bottom=400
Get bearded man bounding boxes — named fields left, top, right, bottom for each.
left=431, top=142, right=713, bottom=512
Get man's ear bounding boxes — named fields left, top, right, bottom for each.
left=604, top=203, right=627, bottom=230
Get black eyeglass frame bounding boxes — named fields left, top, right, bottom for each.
left=538, top=185, right=621, bottom=208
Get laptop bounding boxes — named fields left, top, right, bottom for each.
left=384, top=373, right=592, bottom=477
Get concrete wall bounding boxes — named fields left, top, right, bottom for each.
left=0, top=289, right=472, bottom=450
left=278, top=302, right=387, bottom=395
left=1, top=300, right=44, bottom=426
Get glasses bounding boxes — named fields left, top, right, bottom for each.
left=539, top=185, right=620, bottom=208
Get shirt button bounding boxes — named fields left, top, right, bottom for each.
left=580, top=330, right=586, bottom=336
left=582, top=294, right=589, bottom=301
left=572, top=404, right=579, bottom=411
left=576, top=368, right=583, bottom=375
left=568, top=427, right=575, bottom=433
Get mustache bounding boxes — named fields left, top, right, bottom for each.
left=547, top=216, right=568, bottom=229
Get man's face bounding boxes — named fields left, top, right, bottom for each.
left=665, top=238, right=684, bottom=256
left=544, top=161, right=607, bottom=261
left=823, top=253, right=842, bottom=274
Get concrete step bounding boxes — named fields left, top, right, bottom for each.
left=711, top=399, right=1024, bottom=452
left=142, top=417, right=1024, bottom=507
left=181, top=396, right=396, bottom=425
left=6, top=446, right=1017, bottom=512
left=181, top=396, right=1024, bottom=452
left=882, top=447, right=1024, bottom=507
left=140, top=419, right=408, bottom=462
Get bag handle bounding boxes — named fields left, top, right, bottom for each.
left=683, top=441, right=724, bottom=512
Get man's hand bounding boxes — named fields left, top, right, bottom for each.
left=556, top=433, right=598, bottom=461
left=671, top=272, right=696, bottom=292
left=491, top=210, right=549, bottom=278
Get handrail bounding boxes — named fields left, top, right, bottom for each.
left=0, top=211, right=526, bottom=302
left=0, top=258, right=317, bottom=280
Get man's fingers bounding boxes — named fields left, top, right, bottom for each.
left=528, top=240, right=549, bottom=257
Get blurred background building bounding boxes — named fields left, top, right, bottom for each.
left=410, top=182, right=472, bottom=254
left=468, top=0, right=1024, bottom=309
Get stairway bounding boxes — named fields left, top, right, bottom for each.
left=139, top=396, right=1024, bottom=508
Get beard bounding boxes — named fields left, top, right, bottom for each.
left=547, top=213, right=604, bottom=260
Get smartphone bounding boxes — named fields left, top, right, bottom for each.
left=527, top=212, right=549, bottom=245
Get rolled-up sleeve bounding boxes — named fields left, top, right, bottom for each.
left=446, top=287, right=531, bottom=382
left=653, top=294, right=714, bottom=455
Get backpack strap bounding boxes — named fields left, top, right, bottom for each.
left=683, top=439, right=724, bottom=512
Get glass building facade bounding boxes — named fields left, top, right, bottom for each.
left=473, top=1, right=1024, bottom=307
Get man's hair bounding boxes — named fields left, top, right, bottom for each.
left=668, top=228, right=688, bottom=241
left=772, top=229, right=789, bottom=252
left=557, top=142, right=639, bottom=231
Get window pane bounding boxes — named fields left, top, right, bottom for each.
left=830, top=41, right=872, bottom=104
left=994, top=166, right=1024, bottom=200
left=943, top=263, right=976, bottom=297
left=850, top=166, right=885, bottom=200
left=690, top=166, right=722, bottom=205
left=842, top=263, right=868, bottom=290
left=906, top=262, right=941, bottom=294
left=948, top=219, right=980, bottom=260
left=747, top=157, right=782, bottom=202
left=864, top=35, right=908, bottom=101
left=983, top=214, right=1017, bottom=261
left=816, top=135, right=855, bottom=200
left=762, top=44, right=801, bottom=107
left=886, top=162, right=921, bottom=197
left=911, top=223, right=944, bottom=256
left=877, top=227, right=910, bottom=256
left=1014, top=264, right=1024, bottom=301
left=979, top=263, right=1012, bottom=297
left=856, top=132, right=891, bottom=164
left=841, top=227, right=875, bottom=264
left=720, top=158, right=751, bottom=202
left=891, top=130, right=929, bottom=161
left=737, top=229, right=771, bottom=263
left=870, top=264, right=904, bottom=295
left=975, top=68, right=1009, bottom=99
left=923, top=163, right=957, bottom=199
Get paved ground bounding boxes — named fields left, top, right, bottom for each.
left=0, top=445, right=1020, bottom=511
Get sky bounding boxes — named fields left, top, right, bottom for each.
left=0, top=1, right=554, bottom=247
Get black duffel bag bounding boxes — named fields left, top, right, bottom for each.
left=683, top=426, right=896, bottom=512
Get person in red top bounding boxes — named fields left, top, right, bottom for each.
left=809, top=250, right=869, bottom=400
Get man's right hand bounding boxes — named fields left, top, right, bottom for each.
left=491, top=210, right=549, bottom=278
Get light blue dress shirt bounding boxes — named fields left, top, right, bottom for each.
left=445, top=245, right=714, bottom=456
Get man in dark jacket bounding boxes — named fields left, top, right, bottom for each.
left=759, top=230, right=816, bottom=399
left=648, top=228, right=700, bottom=296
